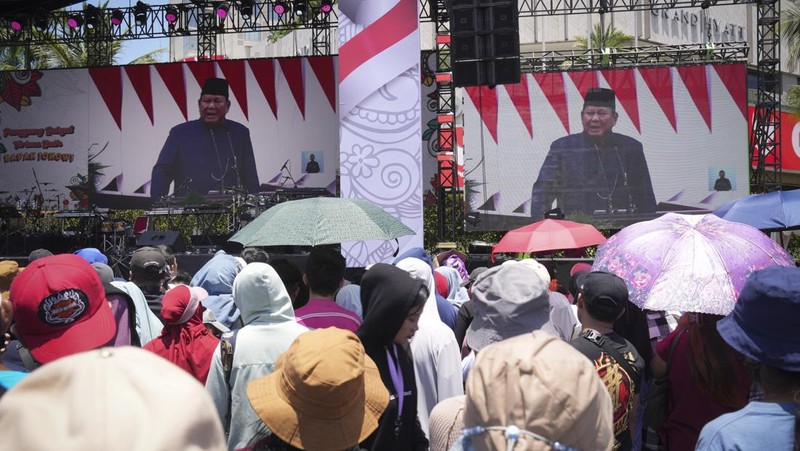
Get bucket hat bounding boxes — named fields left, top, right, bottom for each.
left=718, top=265, right=800, bottom=372
left=246, top=328, right=389, bottom=450
left=465, top=263, right=551, bottom=352
left=462, top=331, right=614, bottom=451
left=0, top=346, right=226, bottom=450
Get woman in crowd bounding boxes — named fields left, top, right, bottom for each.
left=651, top=312, right=751, bottom=449
left=143, top=284, right=219, bottom=384
left=357, top=263, right=429, bottom=451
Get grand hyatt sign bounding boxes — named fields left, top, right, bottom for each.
left=651, top=8, right=746, bottom=41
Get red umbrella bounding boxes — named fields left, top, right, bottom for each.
left=491, top=219, right=606, bottom=259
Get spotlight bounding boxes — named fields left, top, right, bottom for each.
left=67, top=13, right=83, bottom=29
left=110, top=9, right=123, bottom=26
left=34, top=11, right=48, bottom=31
left=319, top=0, right=332, bottom=14
left=165, top=5, right=179, bottom=24
left=240, top=0, right=255, bottom=19
left=273, top=1, right=288, bottom=16
left=134, top=1, right=149, bottom=26
left=216, top=2, right=230, bottom=19
left=84, top=5, right=100, bottom=29
left=293, top=0, right=306, bottom=17
left=9, top=17, right=24, bottom=31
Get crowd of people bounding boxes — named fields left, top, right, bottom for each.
left=0, top=243, right=798, bottom=451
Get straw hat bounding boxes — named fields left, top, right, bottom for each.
left=246, top=328, right=389, bottom=450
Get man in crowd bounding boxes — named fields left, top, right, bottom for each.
left=151, top=77, right=260, bottom=198
left=531, top=87, right=657, bottom=218
left=571, top=271, right=644, bottom=451
left=295, top=247, right=360, bottom=332
left=129, top=246, right=170, bottom=320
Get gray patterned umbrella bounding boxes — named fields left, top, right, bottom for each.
left=229, top=197, right=414, bottom=246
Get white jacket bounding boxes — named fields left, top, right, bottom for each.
left=205, top=263, right=308, bottom=451
left=396, top=257, right=464, bottom=438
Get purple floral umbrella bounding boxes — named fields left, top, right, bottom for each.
left=592, top=213, right=796, bottom=315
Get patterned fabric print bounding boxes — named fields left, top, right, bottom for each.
left=594, top=352, right=636, bottom=438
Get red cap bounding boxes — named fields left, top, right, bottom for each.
left=9, top=254, right=116, bottom=364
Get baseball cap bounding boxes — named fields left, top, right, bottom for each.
left=9, top=254, right=116, bottom=364
left=577, top=271, right=628, bottom=322
left=130, top=246, right=168, bottom=279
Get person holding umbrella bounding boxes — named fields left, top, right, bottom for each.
left=697, top=266, right=800, bottom=450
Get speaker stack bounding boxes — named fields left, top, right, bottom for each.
left=450, top=0, right=521, bottom=87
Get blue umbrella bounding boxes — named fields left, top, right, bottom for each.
left=712, top=190, right=800, bottom=232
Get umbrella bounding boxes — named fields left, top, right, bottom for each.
left=592, top=213, right=795, bottom=315
left=491, top=218, right=606, bottom=259
left=713, top=189, right=800, bottom=232
left=229, top=197, right=414, bottom=247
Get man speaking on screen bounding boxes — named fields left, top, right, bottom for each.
left=530, top=87, right=657, bottom=219
left=150, top=77, right=260, bottom=198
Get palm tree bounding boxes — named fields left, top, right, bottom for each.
left=0, top=2, right=165, bottom=70
left=574, top=23, right=634, bottom=50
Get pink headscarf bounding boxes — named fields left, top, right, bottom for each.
left=144, top=285, right=219, bottom=383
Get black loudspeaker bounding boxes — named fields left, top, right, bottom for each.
left=136, top=231, right=186, bottom=253
left=451, top=0, right=520, bottom=87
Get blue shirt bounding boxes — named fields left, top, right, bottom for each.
left=151, top=119, right=259, bottom=198
left=696, top=401, right=795, bottom=451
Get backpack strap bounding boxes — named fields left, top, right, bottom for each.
left=219, top=329, right=240, bottom=435
left=582, top=329, right=639, bottom=384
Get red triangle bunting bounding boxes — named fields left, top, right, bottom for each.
left=714, top=64, right=747, bottom=119
left=280, top=58, right=305, bottom=119
left=639, top=67, right=676, bottom=132
left=218, top=60, right=249, bottom=120
left=186, top=62, right=217, bottom=93
left=89, top=66, right=123, bottom=130
left=308, top=56, right=337, bottom=112
left=248, top=59, right=277, bottom=119
left=124, top=65, right=153, bottom=126
left=155, top=64, right=188, bottom=121
left=465, top=86, right=498, bottom=144
left=568, top=71, right=600, bottom=103
left=602, top=69, right=640, bottom=133
left=678, top=66, right=712, bottom=132
left=505, top=75, right=532, bottom=138
left=534, top=72, right=569, bottom=134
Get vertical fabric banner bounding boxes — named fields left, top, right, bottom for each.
left=338, top=0, right=423, bottom=266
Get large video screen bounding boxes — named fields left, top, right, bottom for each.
left=462, top=64, right=748, bottom=230
left=0, top=57, right=339, bottom=211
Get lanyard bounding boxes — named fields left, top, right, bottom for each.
left=386, top=344, right=404, bottom=437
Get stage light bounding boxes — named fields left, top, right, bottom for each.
left=134, top=1, right=149, bottom=26
left=165, top=5, right=179, bottom=24
left=84, top=5, right=100, bottom=29
left=33, top=11, right=48, bottom=31
left=240, top=0, right=255, bottom=19
left=273, top=1, right=288, bottom=16
left=319, top=0, right=332, bottom=14
left=293, top=0, right=306, bottom=17
left=216, top=2, right=230, bottom=19
left=110, top=9, right=123, bottom=26
left=67, top=13, right=83, bottom=29
left=9, top=17, right=23, bottom=31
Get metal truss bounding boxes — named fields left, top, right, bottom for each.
left=521, top=42, right=749, bottom=72
left=0, top=1, right=336, bottom=48
left=750, top=0, right=781, bottom=192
